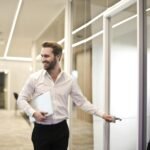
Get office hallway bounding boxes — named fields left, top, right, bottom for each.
left=0, top=110, right=93, bottom=150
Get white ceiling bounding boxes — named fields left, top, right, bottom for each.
left=0, top=0, right=65, bottom=58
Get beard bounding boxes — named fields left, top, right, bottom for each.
left=42, top=57, right=57, bottom=71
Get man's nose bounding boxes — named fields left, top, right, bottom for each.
left=41, top=56, right=46, bottom=62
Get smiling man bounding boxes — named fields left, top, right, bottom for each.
left=17, top=41, right=115, bottom=150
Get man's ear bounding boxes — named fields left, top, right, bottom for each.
left=56, top=55, right=61, bottom=61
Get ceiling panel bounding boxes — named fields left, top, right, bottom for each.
left=0, top=0, right=65, bottom=57
left=8, top=0, right=65, bottom=57
left=0, top=0, right=18, bottom=56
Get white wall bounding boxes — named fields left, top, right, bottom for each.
left=0, top=60, right=32, bottom=110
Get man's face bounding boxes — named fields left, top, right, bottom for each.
left=41, top=47, right=57, bottom=71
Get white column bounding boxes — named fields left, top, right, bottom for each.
left=64, top=0, right=72, bottom=73
left=103, top=16, right=111, bottom=150
left=64, top=0, right=72, bottom=150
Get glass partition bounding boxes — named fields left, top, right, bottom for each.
left=72, top=0, right=122, bottom=150
left=72, top=42, right=93, bottom=150
left=73, top=17, right=103, bottom=44
left=72, top=0, right=120, bottom=31
left=110, top=4, right=138, bottom=150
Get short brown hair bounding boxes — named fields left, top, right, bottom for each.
left=42, top=41, right=63, bottom=57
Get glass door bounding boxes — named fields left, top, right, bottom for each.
left=71, top=0, right=120, bottom=149
left=102, top=0, right=144, bottom=150
left=110, top=4, right=137, bottom=150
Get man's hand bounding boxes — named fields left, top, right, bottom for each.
left=102, top=114, right=122, bottom=123
left=33, top=111, right=48, bottom=122
left=102, top=114, right=114, bottom=122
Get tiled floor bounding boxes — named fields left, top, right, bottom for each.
left=0, top=110, right=33, bottom=150
left=72, top=119, right=93, bottom=150
left=0, top=110, right=93, bottom=150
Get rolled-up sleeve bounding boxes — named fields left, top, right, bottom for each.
left=17, top=75, right=36, bottom=117
left=70, top=79, right=104, bottom=118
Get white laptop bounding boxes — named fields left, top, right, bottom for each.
left=30, top=91, right=53, bottom=117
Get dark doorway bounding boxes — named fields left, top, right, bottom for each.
left=0, top=72, right=5, bottom=108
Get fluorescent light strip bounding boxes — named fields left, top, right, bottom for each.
left=146, top=8, right=150, bottom=12
left=112, top=14, right=137, bottom=28
left=4, top=0, right=23, bottom=57
left=0, top=56, right=32, bottom=62
left=72, top=30, right=103, bottom=48
left=58, top=38, right=65, bottom=44
left=72, top=13, right=104, bottom=35
left=72, top=6, right=150, bottom=47
left=72, top=0, right=150, bottom=36
left=103, top=0, right=136, bottom=18
left=61, top=10, right=147, bottom=47
left=73, top=14, right=137, bottom=48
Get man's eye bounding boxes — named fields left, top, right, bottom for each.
left=41, top=55, right=49, bottom=58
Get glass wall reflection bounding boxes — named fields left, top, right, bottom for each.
left=72, top=0, right=119, bottom=150
left=110, top=4, right=137, bottom=150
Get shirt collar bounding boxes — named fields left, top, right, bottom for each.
left=43, top=69, right=64, bottom=81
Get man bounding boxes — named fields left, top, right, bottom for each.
left=17, top=41, right=115, bottom=150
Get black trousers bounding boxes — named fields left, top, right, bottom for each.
left=148, top=141, right=150, bottom=150
left=32, top=120, right=69, bottom=150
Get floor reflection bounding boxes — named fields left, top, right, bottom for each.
left=0, top=110, right=33, bottom=150
left=72, top=108, right=93, bottom=150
